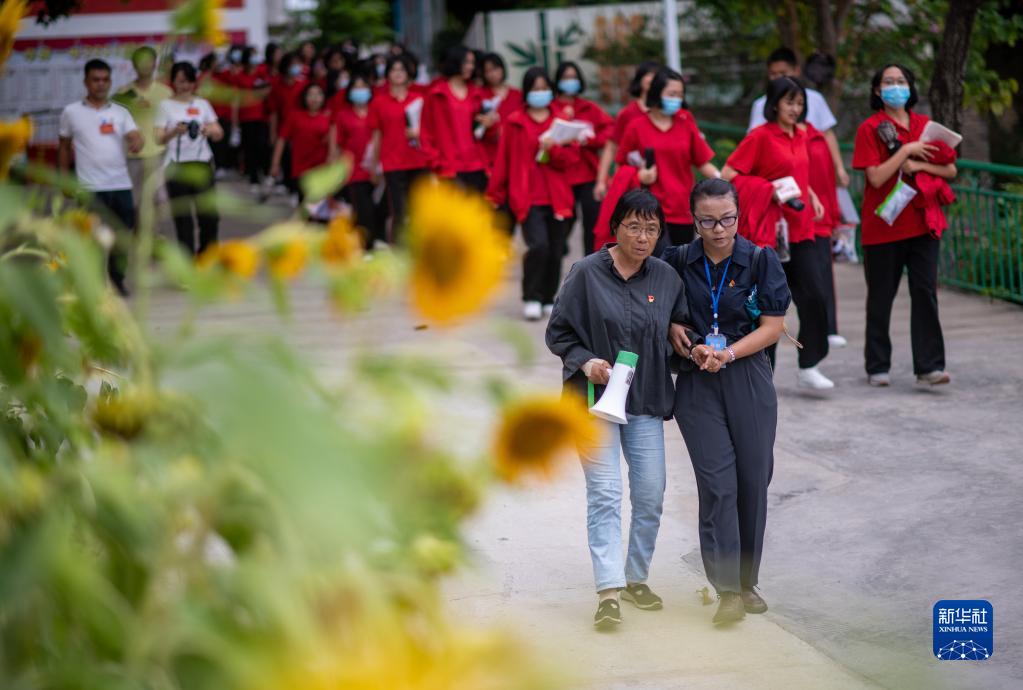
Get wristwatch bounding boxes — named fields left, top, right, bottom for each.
left=725, top=346, right=736, bottom=363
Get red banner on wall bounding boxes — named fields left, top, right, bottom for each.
left=68, top=0, right=244, bottom=13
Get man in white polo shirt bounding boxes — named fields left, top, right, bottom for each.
left=58, top=58, right=144, bottom=296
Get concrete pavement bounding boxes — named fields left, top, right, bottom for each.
left=148, top=183, right=1023, bottom=689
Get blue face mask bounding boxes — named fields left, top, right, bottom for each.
left=661, top=96, right=683, bottom=116
left=880, top=84, right=910, bottom=109
left=526, top=90, right=553, bottom=109
left=375, top=63, right=386, bottom=78
left=348, top=87, right=371, bottom=105
left=288, top=64, right=303, bottom=78
left=558, top=78, right=581, bottom=95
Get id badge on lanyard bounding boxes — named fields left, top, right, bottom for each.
left=703, top=255, right=732, bottom=358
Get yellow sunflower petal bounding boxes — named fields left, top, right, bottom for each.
left=492, top=393, right=601, bottom=483
left=321, top=215, right=364, bottom=268
left=0, top=116, right=32, bottom=180
left=198, top=239, right=260, bottom=279
left=406, top=178, right=509, bottom=325
left=0, top=0, right=29, bottom=73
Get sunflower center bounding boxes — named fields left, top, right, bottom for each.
left=506, top=414, right=570, bottom=464
left=421, top=233, right=468, bottom=288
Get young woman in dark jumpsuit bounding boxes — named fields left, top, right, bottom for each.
left=662, top=178, right=792, bottom=625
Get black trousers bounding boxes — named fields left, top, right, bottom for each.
left=572, top=181, right=601, bottom=256
left=384, top=167, right=429, bottom=244
left=239, top=121, right=269, bottom=184
left=342, top=181, right=377, bottom=249
left=93, top=189, right=135, bottom=290
left=166, top=162, right=219, bottom=256
left=862, top=234, right=945, bottom=375
left=783, top=239, right=830, bottom=369
left=521, top=205, right=568, bottom=304
left=815, top=235, right=839, bottom=335
left=675, top=352, right=776, bottom=594
left=211, top=117, right=236, bottom=170
left=455, top=169, right=488, bottom=195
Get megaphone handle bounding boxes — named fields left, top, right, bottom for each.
left=588, top=381, right=595, bottom=407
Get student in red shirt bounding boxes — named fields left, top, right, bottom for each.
left=804, top=121, right=845, bottom=347
left=552, top=61, right=614, bottom=256
left=486, top=67, right=575, bottom=321
left=368, top=53, right=430, bottom=243
left=330, top=74, right=378, bottom=249
left=478, top=52, right=523, bottom=172
left=595, top=61, right=662, bottom=202
left=233, top=46, right=272, bottom=197
left=852, top=64, right=955, bottom=387
left=420, top=46, right=489, bottom=193
left=723, top=77, right=833, bottom=390
left=198, top=52, right=236, bottom=173
left=268, top=52, right=309, bottom=194
left=270, top=82, right=334, bottom=202
left=617, top=67, right=718, bottom=252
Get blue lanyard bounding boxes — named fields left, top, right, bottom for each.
left=703, top=255, right=732, bottom=335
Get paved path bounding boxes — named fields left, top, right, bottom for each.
left=148, top=183, right=1023, bottom=689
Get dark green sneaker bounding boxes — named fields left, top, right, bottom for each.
left=621, top=583, right=663, bottom=610
left=594, top=599, right=622, bottom=629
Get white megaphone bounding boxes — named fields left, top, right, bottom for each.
left=588, top=351, right=639, bottom=425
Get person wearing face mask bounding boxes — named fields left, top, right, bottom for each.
left=231, top=46, right=272, bottom=199
left=549, top=61, right=613, bottom=256
left=661, top=178, right=791, bottom=626
left=198, top=50, right=237, bottom=174
left=330, top=73, right=379, bottom=248
left=723, top=77, right=833, bottom=390
left=270, top=82, right=334, bottom=206
left=267, top=52, right=309, bottom=199
left=420, top=45, right=489, bottom=193
left=486, top=67, right=575, bottom=321
left=852, top=64, right=955, bottom=388
left=595, top=61, right=662, bottom=202
left=367, top=54, right=431, bottom=242
left=613, top=67, right=719, bottom=251
left=478, top=52, right=523, bottom=173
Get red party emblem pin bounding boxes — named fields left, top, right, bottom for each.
left=648, top=294, right=655, bottom=303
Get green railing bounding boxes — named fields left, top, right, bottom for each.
left=698, top=122, right=1023, bottom=304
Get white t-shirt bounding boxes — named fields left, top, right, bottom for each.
left=58, top=100, right=138, bottom=191
left=748, top=87, right=837, bottom=133
left=155, top=97, right=218, bottom=165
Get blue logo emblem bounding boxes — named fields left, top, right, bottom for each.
left=933, top=600, right=993, bottom=660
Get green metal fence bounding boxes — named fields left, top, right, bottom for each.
left=697, top=122, right=1023, bottom=304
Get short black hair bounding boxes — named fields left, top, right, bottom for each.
left=762, top=76, right=807, bottom=123
left=804, top=52, right=835, bottom=89
left=554, top=61, right=585, bottom=94
left=480, top=52, right=507, bottom=83
left=278, top=51, right=300, bottom=77
left=84, top=59, right=111, bottom=77
left=689, top=178, right=740, bottom=218
left=610, top=189, right=665, bottom=236
left=521, top=66, right=552, bottom=95
left=440, top=45, right=472, bottom=78
left=385, top=53, right=415, bottom=81
left=131, top=46, right=157, bottom=67
left=628, top=60, right=662, bottom=98
left=264, top=42, right=280, bottom=71
left=645, top=67, right=685, bottom=110
left=170, top=61, right=197, bottom=84
left=766, top=47, right=798, bottom=67
left=869, top=63, right=919, bottom=111
left=299, top=81, right=325, bottom=110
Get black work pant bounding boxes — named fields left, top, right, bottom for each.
left=815, top=235, right=839, bottom=335
left=783, top=239, right=830, bottom=369
left=93, top=189, right=135, bottom=291
left=862, top=234, right=945, bottom=376
left=675, top=352, right=776, bottom=594
left=572, top=181, right=601, bottom=256
left=166, top=162, right=219, bottom=256
left=521, top=205, right=568, bottom=304
left=455, top=169, right=488, bottom=195
left=342, top=181, right=377, bottom=249
left=212, top=117, right=236, bottom=170
left=239, top=120, right=269, bottom=185
left=384, top=167, right=429, bottom=244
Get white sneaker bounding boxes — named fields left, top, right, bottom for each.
left=542, top=303, right=554, bottom=317
left=522, top=301, right=543, bottom=321
left=916, top=370, right=951, bottom=386
left=867, top=372, right=891, bottom=387
left=828, top=334, right=848, bottom=348
left=797, top=366, right=835, bottom=390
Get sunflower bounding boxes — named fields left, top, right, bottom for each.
left=266, top=235, right=308, bottom=280
left=492, top=393, right=601, bottom=483
left=198, top=240, right=260, bottom=278
left=0, top=116, right=32, bottom=180
left=321, top=215, right=363, bottom=268
left=406, top=179, right=509, bottom=325
left=172, top=0, right=227, bottom=47
left=0, top=0, right=28, bottom=73
left=62, top=208, right=97, bottom=236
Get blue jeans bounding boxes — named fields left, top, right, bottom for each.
left=579, top=414, right=666, bottom=592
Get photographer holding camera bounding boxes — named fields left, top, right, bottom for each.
left=156, top=62, right=224, bottom=256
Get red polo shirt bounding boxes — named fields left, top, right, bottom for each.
left=480, top=86, right=524, bottom=170
left=367, top=89, right=430, bottom=172
left=852, top=110, right=931, bottom=246
left=726, top=122, right=814, bottom=243
left=617, top=111, right=715, bottom=224
left=268, top=77, right=307, bottom=129
left=611, top=100, right=646, bottom=145
left=280, top=109, right=332, bottom=178
left=335, top=105, right=373, bottom=184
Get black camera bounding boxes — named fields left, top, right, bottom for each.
left=180, top=120, right=201, bottom=140
left=785, top=198, right=805, bottom=211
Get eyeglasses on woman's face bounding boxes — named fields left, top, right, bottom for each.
left=618, top=222, right=661, bottom=239
left=694, top=215, right=738, bottom=231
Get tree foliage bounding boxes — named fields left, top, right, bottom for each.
left=298, top=0, right=393, bottom=48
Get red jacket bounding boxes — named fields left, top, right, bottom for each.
left=593, top=164, right=640, bottom=251
left=480, top=86, right=524, bottom=172
left=912, top=139, right=957, bottom=238
left=420, top=80, right=487, bottom=177
left=804, top=123, right=840, bottom=237
left=486, top=110, right=575, bottom=223
left=733, top=174, right=783, bottom=249
left=552, top=97, right=614, bottom=186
